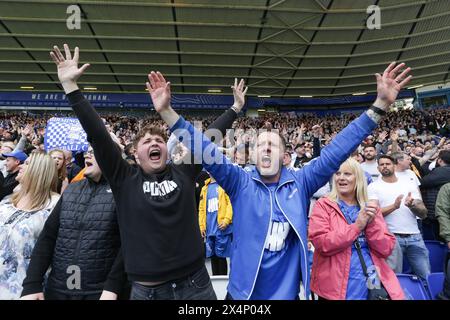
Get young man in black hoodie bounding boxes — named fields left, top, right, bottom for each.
left=49, top=44, right=246, bottom=300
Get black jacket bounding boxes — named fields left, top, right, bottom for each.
left=420, top=166, right=450, bottom=218
left=21, top=176, right=125, bottom=296
left=0, top=171, right=19, bottom=201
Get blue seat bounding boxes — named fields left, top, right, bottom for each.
left=425, top=241, right=448, bottom=273
left=426, top=273, right=444, bottom=300
left=396, top=274, right=430, bottom=300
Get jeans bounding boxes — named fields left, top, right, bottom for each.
left=44, top=289, right=101, bottom=300
left=130, top=266, right=217, bottom=300
left=387, top=234, right=430, bottom=281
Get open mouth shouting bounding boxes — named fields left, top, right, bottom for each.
left=149, top=149, right=162, bottom=162
left=85, top=159, right=93, bottom=167
left=261, top=154, right=272, bottom=168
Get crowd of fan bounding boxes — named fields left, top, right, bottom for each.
left=1, top=105, right=448, bottom=159
left=0, top=104, right=449, bottom=300
left=0, top=106, right=449, bottom=204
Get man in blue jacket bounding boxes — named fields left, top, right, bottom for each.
left=147, top=63, right=411, bottom=300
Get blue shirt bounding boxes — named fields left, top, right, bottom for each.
left=338, top=200, right=375, bottom=300
left=206, top=182, right=219, bottom=236
left=250, top=183, right=301, bottom=300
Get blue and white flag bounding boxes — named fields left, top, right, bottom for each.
left=44, top=117, right=88, bottom=152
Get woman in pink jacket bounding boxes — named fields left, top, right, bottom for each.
left=308, top=158, right=404, bottom=300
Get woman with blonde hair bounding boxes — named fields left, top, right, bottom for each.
left=308, top=158, right=404, bottom=300
left=0, top=153, right=60, bottom=299
left=49, top=149, right=69, bottom=194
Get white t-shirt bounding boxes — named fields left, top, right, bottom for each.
left=367, top=178, right=422, bottom=234
left=361, top=161, right=380, bottom=181
left=396, top=169, right=421, bottom=188
left=398, top=129, right=407, bottom=137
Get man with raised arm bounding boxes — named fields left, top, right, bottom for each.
left=146, top=62, right=412, bottom=300
left=48, top=44, right=247, bottom=300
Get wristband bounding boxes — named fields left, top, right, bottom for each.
left=369, top=105, right=387, bottom=116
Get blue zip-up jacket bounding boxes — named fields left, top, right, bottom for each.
left=171, top=112, right=377, bottom=300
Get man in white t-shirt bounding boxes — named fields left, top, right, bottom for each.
left=392, top=152, right=421, bottom=187
left=361, top=145, right=380, bottom=181
left=368, top=155, right=430, bottom=281
left=391, top=151, right=425, bottom=234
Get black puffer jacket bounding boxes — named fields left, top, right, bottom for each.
left=21, top=177, right=124, bottom=296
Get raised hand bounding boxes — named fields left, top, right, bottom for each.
left=22, top=124, right=33, bottom=139
left=390, top=130, right=398, bottom=142
left=146, top=71, right=171, bottom=113
left=50, top=44, right=90, bottom=94
left=299, top=123, right=306, bottom=132
left=377, top=130, right=388, bottom=143
left=311, top=124, right=322, bottom=138
left=231, top=78, right=248, bottom=112
left=374, top=62, right=412, bottom=110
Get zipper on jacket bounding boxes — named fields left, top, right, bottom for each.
left=273, top=181, right=310, bottom=299
left=247, top=178, right=274, bottom=300
left=72, top=182, right=96, bottom=271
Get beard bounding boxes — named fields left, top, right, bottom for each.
left=380, top=169, right=394, bottom=177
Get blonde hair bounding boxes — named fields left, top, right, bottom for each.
left=328, top=158, right=368, bottom=210
left=49, top=149, right=67, bottom=180
left=11, top=153, right=58, bottom=211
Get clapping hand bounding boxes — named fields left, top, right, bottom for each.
left=394, top=194, right=404, bottom=209
left=404, top=192, right=414, bottom=208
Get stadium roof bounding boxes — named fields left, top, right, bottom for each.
left=0, top=0, right=449, bottom=97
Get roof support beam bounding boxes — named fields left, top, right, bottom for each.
left=282, top=0, right=334, bottom=96
left=1, top=49, right=448, bottom=71
left=0, top=0, right=440, bottom=14
left=171, top=0, right=185, bottom=92
left=331, top=0, right=378, bottom=94
left=1, top=60, right=447, bottom=81
left=0, top=23, right=448, bottom=46
left=246, top=0, right=272, bottom=87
